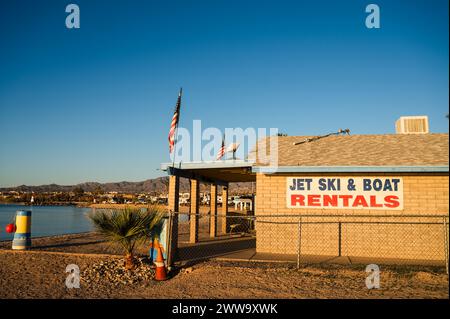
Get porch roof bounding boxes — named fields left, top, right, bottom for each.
left=160, top=160, right=256, bottom=185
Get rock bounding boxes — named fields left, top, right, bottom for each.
left=80, top=257, right=156, bottom=286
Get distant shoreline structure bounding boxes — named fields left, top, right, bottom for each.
left=0, top=201, right=82, bottom=207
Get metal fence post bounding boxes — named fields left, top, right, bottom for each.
left=444, top=217, right=449, bottom=275
left=338, top=221, right=342, bottom=257
left=297, top=216, right=302, bottom=269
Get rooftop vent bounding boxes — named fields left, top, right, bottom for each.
left=395, top=116, right=429, bottom=134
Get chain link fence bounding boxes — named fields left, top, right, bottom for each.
left=255, top=214, right=449, bottom=272
left=169, top=212, right=449, bottom=273
left=173, top=211, right=256, bottom=264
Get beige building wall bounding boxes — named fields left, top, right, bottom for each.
left=255, top=173, right=449, bottom=262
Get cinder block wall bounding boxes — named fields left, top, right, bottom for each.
left=255, top=173, right=449, bottom=262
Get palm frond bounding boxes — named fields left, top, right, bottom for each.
left=88, top=206, right=165, bottom=255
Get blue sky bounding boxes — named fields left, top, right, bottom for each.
left=0, top=0, right=448, bottom=187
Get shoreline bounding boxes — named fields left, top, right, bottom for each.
left=0, top=202, right=164, bottom=209
left=0, top=231, right=94, bottom=243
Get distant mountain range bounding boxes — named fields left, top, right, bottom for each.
left=0, top=177, right=255, bottom=195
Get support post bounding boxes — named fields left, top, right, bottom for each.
left=189, top=179, right=199, bottom=243
left=210, top=184, right=217, bottom=238
left=221, top=185, right=229, bottom=234
left=167, top=175, right=179, bottom=267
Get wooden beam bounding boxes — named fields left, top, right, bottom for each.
left=166, top=175, right=179, bottom=266
left=221, top=185, right=229, bottom=234
left=210, top=184, right=217, bottom=238
left=168, top=166, right=229, bottom=186
left=189, top=179, right=199, bottom=243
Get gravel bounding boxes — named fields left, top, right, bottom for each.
left=80, top=257, right=156, bottom=287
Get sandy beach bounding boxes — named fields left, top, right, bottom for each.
left=0, top=231, right=448, bottom=299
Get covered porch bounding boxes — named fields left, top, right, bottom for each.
left=160, top=160, right=256, bottom=265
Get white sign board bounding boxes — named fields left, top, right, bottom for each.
left=287, top=177, right=403, bottom=210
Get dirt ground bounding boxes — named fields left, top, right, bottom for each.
left=0, top=247, right=448, bottom=299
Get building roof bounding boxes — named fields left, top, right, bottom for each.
left=250, top=133, right=449, bottom=168
left=161, top=133, right=448, bottom=182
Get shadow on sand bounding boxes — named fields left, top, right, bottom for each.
left=176, top=236, right=256, bottom=266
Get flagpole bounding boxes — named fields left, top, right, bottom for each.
left=171, top=87, right=182, bottom=171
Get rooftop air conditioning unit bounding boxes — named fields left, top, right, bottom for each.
left=395, top=116, right=429, bottom=134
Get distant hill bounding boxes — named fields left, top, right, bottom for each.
left=0, top=177, right=255, bottom=195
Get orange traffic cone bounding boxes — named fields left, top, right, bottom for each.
left=154, top=245, right=167, bottom=281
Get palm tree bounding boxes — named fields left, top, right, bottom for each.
left=88, top=206, right=164, bottom=270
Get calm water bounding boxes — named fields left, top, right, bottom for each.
left=0, top=204, right=93, bottom=241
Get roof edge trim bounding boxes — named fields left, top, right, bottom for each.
left=160, top=160, right=255, bottom=171
left=252, top=166, right=449, bottom=173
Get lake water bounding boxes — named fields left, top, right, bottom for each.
left=0, top=204, right=94, bottom=241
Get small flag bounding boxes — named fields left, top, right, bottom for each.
left=168, top=88, right=182, bottom=153
left=226, top=142, right=240, bottom=160
left=216, top=134, right=226, bottom=160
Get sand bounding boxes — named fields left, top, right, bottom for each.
left=0, top=232, right=448, bottom=299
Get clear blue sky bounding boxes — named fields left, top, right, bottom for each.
left=0, top=0, right=448, bottom=187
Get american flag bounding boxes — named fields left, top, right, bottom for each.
left=216, top=134, right=226, bottom=160
left=168, top=88, right=182, bottom=153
